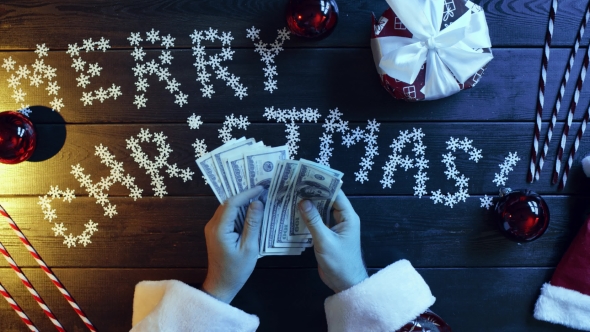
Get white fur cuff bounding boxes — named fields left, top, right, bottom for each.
left=131, top=280, right=259, bottom=332
left=324, top=259, right=436, bottom=332
left=534, top=283, right=590, bottom=331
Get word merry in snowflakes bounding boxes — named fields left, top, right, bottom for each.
left=2, top=44, right=64, bottom=113
left=66, top=37, right=122, bottom=106
left=430, top=137, right=482, bottom=208
left=493, top=152, right=520, bottom=187
left=128, top=29, right=188, bottom=109
left=381, top=128, right=429, bottom=196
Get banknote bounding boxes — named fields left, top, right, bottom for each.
left=197, top=138, right=342, bottom=256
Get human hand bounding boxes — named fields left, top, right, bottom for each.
left=298, top=190, right=368, bottom=293
left=201, top=186, right=264, bottom=303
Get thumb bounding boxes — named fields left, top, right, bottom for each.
left=240, top=200, right=264, bottom=251
left=298, top=200, right=330, bottom=241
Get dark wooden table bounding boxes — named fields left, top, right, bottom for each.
left=0, top=0, right=588, bottom=331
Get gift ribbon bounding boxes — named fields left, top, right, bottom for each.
left=371, top=0, right=494, bottom=100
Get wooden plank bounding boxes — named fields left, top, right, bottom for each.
left=1, top=122, right=590, bottom=196
left=0, top=195, right=585, bottom=268
left=0, top=0, right=587, bottom=49
left=0, top=267, right=573, bottom=331
left=1, top=48, right=589, bottom=123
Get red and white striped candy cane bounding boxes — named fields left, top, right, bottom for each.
left=0, top=205, right=97, bottom=332
left=0, top=242, right=65, bottom=332
left=0, top=282, right=39, bottom=331
left=536, top=3, right=590, bottom=180
left=552, top=47, right=590, bottom=184
left=527, top=0, right=558, bottom=183
left=559, top=104, right=590, bottom=190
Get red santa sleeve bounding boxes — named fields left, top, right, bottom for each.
left=130, top=280, right=259, bottom=332
left=534, top=215, right=590, bottom=331
left=323, top=259, right=438, bottom=332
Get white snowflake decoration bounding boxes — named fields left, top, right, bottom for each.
left=3, top=53, right=64, bottom=112
left=190, top=28, right=247, bottom=99
left=128, top=30, right=188, bottom=108
left=315, top=109, right=380, bottom=184
left=66, top=37, right=121, bottom=107
left=218, top=114, right=250, bottom=143
left=127, top=128, right=195, bottom=198
left=493, top=152, right=520, bottom=187
left=192, top=138, right=208, bottom=159
left=430, top=137, right=482, bottom=208
left=249, top=26, right=290, bottom=93
left=381, top=128, right=429, bottom=197
left=187, top=113, right=203, bottom=129
left=38, top=186, right=100, bottom=248
left=480, top=195, right=494, bottom=210
left=263, top=106, right=321, bottom=157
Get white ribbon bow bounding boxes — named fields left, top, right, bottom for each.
left=371, top=0, right=493, bottom=100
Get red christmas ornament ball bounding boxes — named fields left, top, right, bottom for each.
left=494, top=189, right=550, bottom=242
left=285, top=0, right=339, bottom=38
left=0, top=111, right=36, bottom=164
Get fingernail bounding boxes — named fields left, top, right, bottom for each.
left=300, top=200, right=313, bottom=212
left=250, top=200, right=263, bottom=212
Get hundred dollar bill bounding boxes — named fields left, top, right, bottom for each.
left=212, top=138, right=256, bottom=197
left=222, top=142, right=264, bottom=195
left=274, top=161, right=342, bottom=247
left=244, top=145, right=289, bottom=201
left=262, top=160, right=307, bottom=254
left=196, top=153, right=229, bottom=203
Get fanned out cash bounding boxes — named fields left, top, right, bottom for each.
left=196, top=137, right=343, bottom=256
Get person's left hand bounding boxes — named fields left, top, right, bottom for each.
left=201, top=186, right=264, bottom=303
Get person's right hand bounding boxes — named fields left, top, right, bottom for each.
left=298, top=190, right=368, bottom=293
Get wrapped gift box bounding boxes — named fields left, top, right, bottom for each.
left=371, top=0, right=494, bottom=101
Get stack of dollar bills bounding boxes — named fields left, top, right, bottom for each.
left=196, top=137, right=343, bottom=256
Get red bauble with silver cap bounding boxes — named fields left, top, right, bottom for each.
left=494, top=188, right=550, bottom=242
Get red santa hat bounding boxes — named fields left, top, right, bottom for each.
left=533, top=212, right=590, bottom=330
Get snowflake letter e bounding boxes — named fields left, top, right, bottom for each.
left=247, top=26, right=290, bottom=93
left=128, top=30, right=188, bottom=108
left=263, top=106, right=321, bottom=157
left=430, top=137, right=482, bottom=208
left=126, top=128, right=195, bottom=198
left=190, top=28, right=247, bottom=99
left=38, top=186, right=99, bottom=248
left=381, top=128, right=429, bottom=197
left=67, top=37, right=122, bottom=107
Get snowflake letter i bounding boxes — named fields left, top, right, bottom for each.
left=66, top=37, right=122, bottom=107
left=381, top=128, right=430, bottom=197
left=247, top=26, right=291, bottom=93
left=190, top=28, right=247, bottom=99
left=430, top=137, right=482, bottom=208
left=127, top=128, right=195, bottom=198
left=128, top=29, right=188, bottom=109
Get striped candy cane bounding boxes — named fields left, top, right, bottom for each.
left=527, top=0, right=558, bottom=183
left=0, top=206, right=97, bottom=332
left=559, top=105, right=590, bottom=190
left=536, top=4, right=590, bottom=180
left=0, top=282, right=39, bottom=331
left=552, top=47, right=590, bottom=184
left=0, top=242, right=65, bottom=332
